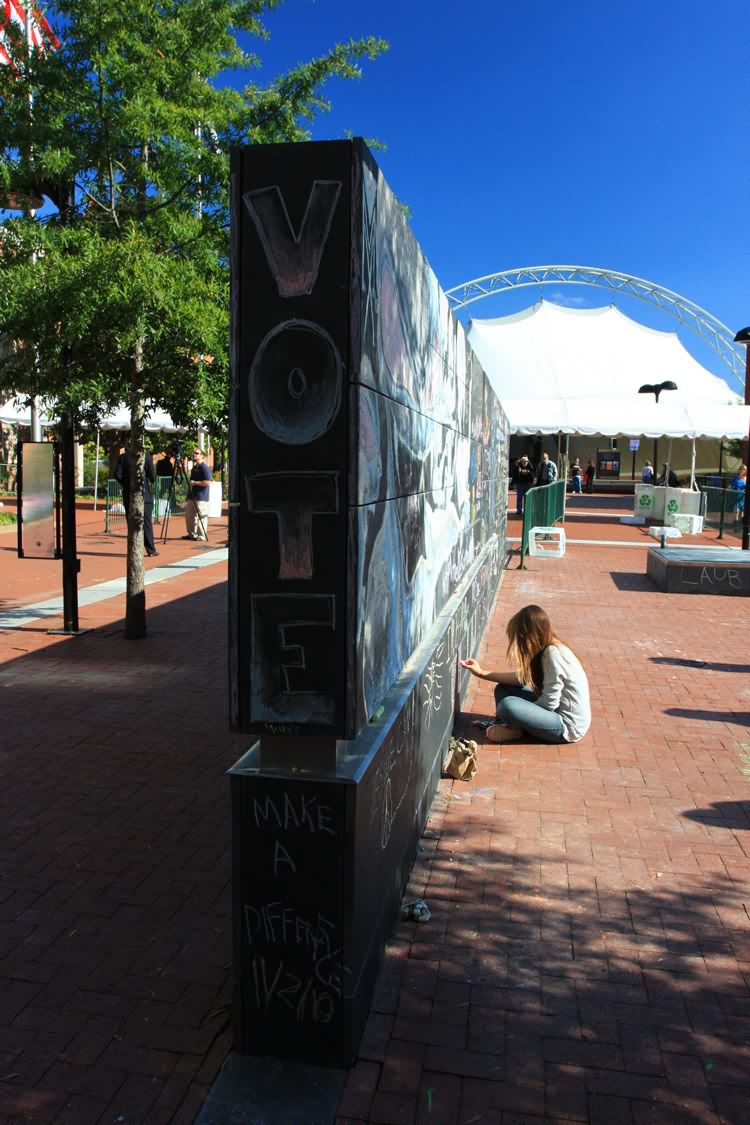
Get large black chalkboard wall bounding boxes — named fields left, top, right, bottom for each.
left=229, top=140, right=509, bottom=1065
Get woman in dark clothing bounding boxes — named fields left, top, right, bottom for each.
left=512, top=455, right=535, bottom=515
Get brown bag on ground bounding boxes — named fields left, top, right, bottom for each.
left=444, top=737, right=478, bottom=781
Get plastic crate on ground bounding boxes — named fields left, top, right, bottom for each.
left=528, top=526, right=566, bottom=558
left=666, top=512, right=704, bottom=534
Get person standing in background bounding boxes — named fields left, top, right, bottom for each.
left=731, top=463, right=746, bottom=520
left=511, top=454, right=535, bottom=515
left=641, top=460, right=654, bottom=484
left=535, top=451, right=558, bottom=486
left=115, top=447, right=158, bottom=557
left=570, top=459, right=583, bottom=494
left=156, top=450, right=174, bottom=477
left=657, top=463, right=678, bottom=488
left=584, top=459, right=596, bottom=494
left=183, top=447, right=212, bottom=541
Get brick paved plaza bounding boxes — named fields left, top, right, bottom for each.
left=1, top=498, right=749, bottom=1124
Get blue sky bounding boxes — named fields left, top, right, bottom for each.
left=244, top=0, right=749, bottom=391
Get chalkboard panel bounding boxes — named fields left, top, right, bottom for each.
left=232, top=773, right=349, bottom=1062
left=229, top=137, right=509, bottom=1069
left=230, top=140, right=354, bottom=737
left=230, top=139, right=509, bottom=742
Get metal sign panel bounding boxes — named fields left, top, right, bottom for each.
left=19, top=442, right=57, bottom=558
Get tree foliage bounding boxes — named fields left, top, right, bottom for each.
left=0, top=0, right=386, bottom=426
left=0, top=0, right=386, bottom=634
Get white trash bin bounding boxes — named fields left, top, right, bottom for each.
left=207, top=480, right=223, bottom=518
left=665, top=487, right=701, bottom=520
left=635, top=484, right=666, bottom=520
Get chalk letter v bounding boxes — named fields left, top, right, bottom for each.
left=243, top=181, right=342, bottom=298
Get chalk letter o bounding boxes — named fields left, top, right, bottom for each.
left=249, top=319, right=343, bottom=445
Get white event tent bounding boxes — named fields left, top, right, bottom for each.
left=467, top=301, right=749, bottom=440
left=0, top=399, right=181, bottom=432
left=0, top=398, right=53, bottom=427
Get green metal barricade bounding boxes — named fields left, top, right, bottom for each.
left=105, top=475, right=177, bottom=533
left=520, top=479, right=566, bottom=567
left=104, top=479, right=126, bottom=532
left=153, top=475, right=173, bottom=522
left=701, top=486, right=742, bottom=539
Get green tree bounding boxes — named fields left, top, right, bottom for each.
left=0, top=0, right=386, bottom=636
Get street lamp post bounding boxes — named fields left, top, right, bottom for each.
left=638, top=381, right=678, bottom=484
left=732, top=328, right=750, bottom=550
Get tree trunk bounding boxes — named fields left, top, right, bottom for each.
left=125, top=339, right=147, bottom=638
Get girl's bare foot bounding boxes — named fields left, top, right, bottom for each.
left=486, top=723, right=524, bottom=743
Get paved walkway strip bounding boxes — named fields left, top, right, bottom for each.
left=0, top=547, right=228, bottom=628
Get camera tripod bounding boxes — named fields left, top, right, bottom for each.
left=159, top=445, right=208, bottom=544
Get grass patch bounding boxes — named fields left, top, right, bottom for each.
left=0, top=512, right=17, bottom=526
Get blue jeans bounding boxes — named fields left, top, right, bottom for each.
left=494, top=683, right=566, bottom=743
left=571, top=476, right=582, bottom=493
left=515, top=484, right=531, bottom=514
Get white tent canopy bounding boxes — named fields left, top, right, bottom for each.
left=0, top=399, right=182, bottom=432
left=504, top=396, right=750, bottom=439
left=97, top=405, right=183, bottom=433
left=0, top=399, right=53, bottom=427
left=467, top=300, right=744, bottom=438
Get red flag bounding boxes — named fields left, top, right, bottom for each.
left=0, top=0, right=59, bottom=65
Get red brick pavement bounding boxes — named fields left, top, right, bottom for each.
left=1, top=503, right=749, bottom=1124
left=0, top=508, right=245, bottom=1125
left=0, top=501, right=227, bottom=612
left=337, top=532, right=750, bottom=1125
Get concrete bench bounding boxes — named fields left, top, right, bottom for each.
left=647, top=547, right=750, bottom=595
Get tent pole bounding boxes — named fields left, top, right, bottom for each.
left=93, top=430, right=100, bottom=511
left=30, top=398, right=42, bottom=443
left=690, top=439, right=696, bottom=490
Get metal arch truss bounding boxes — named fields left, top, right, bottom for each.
left=445, top=265, right=745, bottom=392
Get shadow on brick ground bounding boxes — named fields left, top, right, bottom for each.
left=664, top=708, right=750, bottom=727
left=0, top=580, right=250, bottom=1125
left=651, top=658, right=750, bottom=674
left=338, top=795, right=750, bottom=1125
left=682, top=801, right=750, bottom=832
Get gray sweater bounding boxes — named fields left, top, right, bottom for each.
left=536, top=643, right=591, bottom=742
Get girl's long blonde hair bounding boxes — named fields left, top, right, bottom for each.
left=506, top=604, right=562, bottom=691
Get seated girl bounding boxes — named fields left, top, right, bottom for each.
left=461, top=604, right=591, bottom=744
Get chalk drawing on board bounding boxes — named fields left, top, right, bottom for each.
left=361, top=172, right=378, bottom=351
left=243, top=180, right=342, bottom=298
left=276, top=613, right=334, bottom=694
left=250, top=594, right=337, bottom=724
left=243, top=904, right=336, bottom=959
left=422, top=641, right=447, bottom=729
left=375, top=696, right=417, bottom=850
left=248, top=319, right=343, bottom=446
left=244, top=471, right=340, bottom=579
